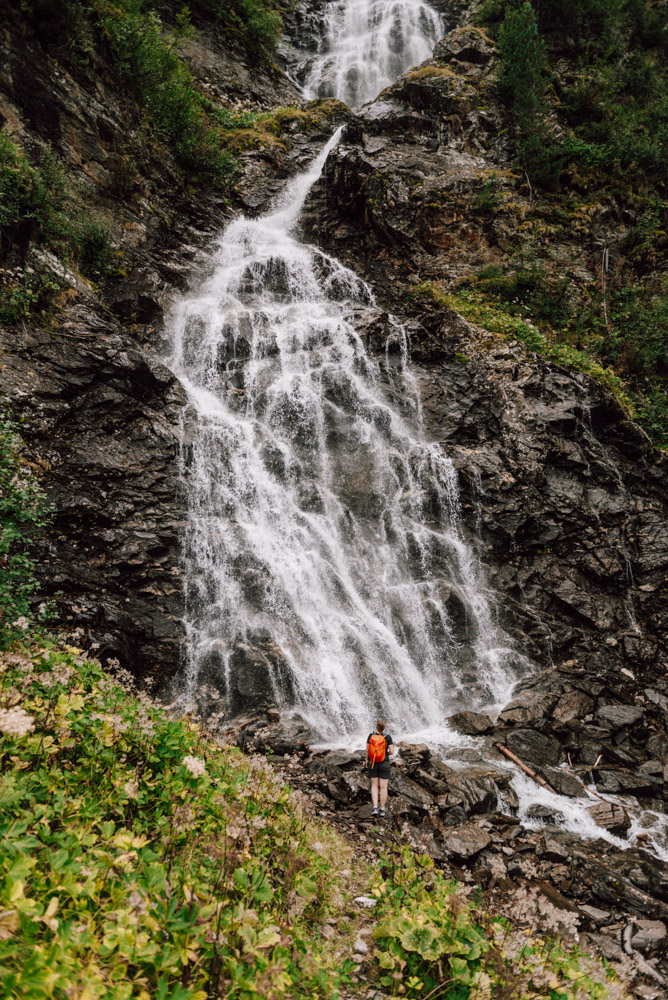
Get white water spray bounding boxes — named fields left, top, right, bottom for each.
left=301, top=0, right=442, bottom=107
left=167, top=131, right=521, bottom=740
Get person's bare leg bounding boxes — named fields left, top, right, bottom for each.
left=379, top=779, right=388, bottom=809
left=370, top=777, right=379, bottom=807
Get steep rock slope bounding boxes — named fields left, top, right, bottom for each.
left=303, top=23, right=668, bottom=689
left=0, top=5, right=346, bottom=676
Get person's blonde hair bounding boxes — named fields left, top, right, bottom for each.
left=376, top=718, right=386, bottom=733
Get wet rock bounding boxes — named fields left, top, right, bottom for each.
left=540, top=766, right=587, bottom=798
left=308, top=750, right=361, bottom=777
left=593, top=768, right=657, bottom=797
left=498, top=691, right=558, bottom=726
left=441, top=824, right=491, bottom=859
left=588, top=801, right=631, bottom=836
left=506, top=728, right=563, bottom=768
left=446, top=710, right=494, bottom=735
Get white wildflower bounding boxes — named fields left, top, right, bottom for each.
left=12, top=616, right=30, bottom=631
left=0, top=707, right=35, bottom=737
left=182, top=754, right=207, bottom=777
left=124, top=779, right=139, bottom=800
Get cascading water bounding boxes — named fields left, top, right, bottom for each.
left=299, top=0, right=442, bottom=107
left=167, top=133, right=522, bottom=741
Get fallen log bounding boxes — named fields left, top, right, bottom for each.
left=495, top=743, right=557, bottom=794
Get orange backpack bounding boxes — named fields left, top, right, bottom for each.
left=368, top=734, right=387, bottom=766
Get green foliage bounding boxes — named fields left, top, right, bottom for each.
left=498, top=2, right=547, bottom=118
left=0, top=419, right=51, bottom=645
left=0, top=644, right=357, bottom=998
left=476, top=172, right=501, bottom=213
left=412, top=279, right=668, bottom=447
left=482, top=0, right=668, bottom=188
left=195, top=0, right=282, bottom=50
left=0, top=132, right=112, bottom=284
left=368, top=847, right=621, bottom=998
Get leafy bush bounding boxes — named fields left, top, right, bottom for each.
left=368, top=847, right=622, bottom=998
left=0, top=646, right=627, bottom=999
left=0, top=419, right=51, bottom=645
left=0, top=644, right=355, bottom=998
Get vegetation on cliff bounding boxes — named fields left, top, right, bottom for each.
left=462, top=0, right=668, bottom=446
left=0, top=642, right=628, bottom=999
left=0, top=418, right=51, bottom=647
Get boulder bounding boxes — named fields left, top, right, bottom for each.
left=441, top=824, right=492, bottom=859
left=446, top=710, right=494, bottom=735
left=595, top=705, right=644, bottom=729
left=506, top=728, right=563, bottom=768
left=552, top=691, right=595, bottom=724
left=631, top=919, right=667, bottom=955
left=588, top=801, right=631, bottom=836
left=540, top=766, right=587, bottom=798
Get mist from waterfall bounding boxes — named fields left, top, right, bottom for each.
left=301, top=0, right=442, bottom=107
left=167, top=133, right=522, bottom=741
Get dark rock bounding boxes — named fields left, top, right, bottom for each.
left=446, top=710, right=494, bottom=735
left=498, top=691, right=558, bottom=726
left=552, top=691, right=596, bottom=724
left=441, top=824, right=492, bottom=859
left=525, top=804, right=565, bottom=824
left=540, top=766, right=587, bottom=798
left=537, top=833, right=572, bottom=863
left=595, top=705, right=644, bottom=730
left=506, top=728, right=563, bottom=768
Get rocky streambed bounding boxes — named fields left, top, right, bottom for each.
left=227, top=666, right=668, bottom=993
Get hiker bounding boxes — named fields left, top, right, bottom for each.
left=367, top=718, right=394, bottom=817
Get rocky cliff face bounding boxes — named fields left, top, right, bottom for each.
left=303, top=24, right=668, bottom=690
left=0, top=10, right=343, bottom=678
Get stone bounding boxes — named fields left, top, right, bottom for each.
left=498, top=690, right=557, bottom=726
left=441, top=824, right=491, bottom=859
left=538, top=833, right=571, bottom=863
left=540, top=766, right=587, bottom=798
left=588, top=801, right=631, bottom=836
left=552, top=690, right=595, bottom=724
left=506, top=728, right=563, bottom=768
left=579, top=904, right=612, bottom=925
left=596, top=705, right=644, bottom=729
left=631, top=919, right=667, bottom=954
left=446, top=711, right=494, bottom=735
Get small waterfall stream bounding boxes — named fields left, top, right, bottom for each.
left=168, top=134, right=520, bottom=741
left=300, top=0, right=442, bottom=107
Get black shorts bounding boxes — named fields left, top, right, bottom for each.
left=368, top=761, right=390, bottom=779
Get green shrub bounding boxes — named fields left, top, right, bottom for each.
left=369, top=847, right=622, bottom=998
left=0, top=644, right=355, bottom=998
left=74, top=216, right=112, bottom=276
left=0, top=418, right=51, bottom=645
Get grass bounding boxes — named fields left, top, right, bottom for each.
left=0, top=642, right=629, bottom=999
left=410, top=282, right=635, bottom=411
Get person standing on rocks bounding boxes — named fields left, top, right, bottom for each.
left=367, top=718, right=394, bottom=817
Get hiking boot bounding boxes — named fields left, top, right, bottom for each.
left=379, top=808, right=386, bottom=817
left=371, top=806, right=378, bottom=816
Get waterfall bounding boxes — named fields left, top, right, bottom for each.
left=300, top=0, right=442, bottom=107
left=167, top=133, right=521, bottom=742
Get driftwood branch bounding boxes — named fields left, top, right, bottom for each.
left=494, top=743, right=557, bottom=794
